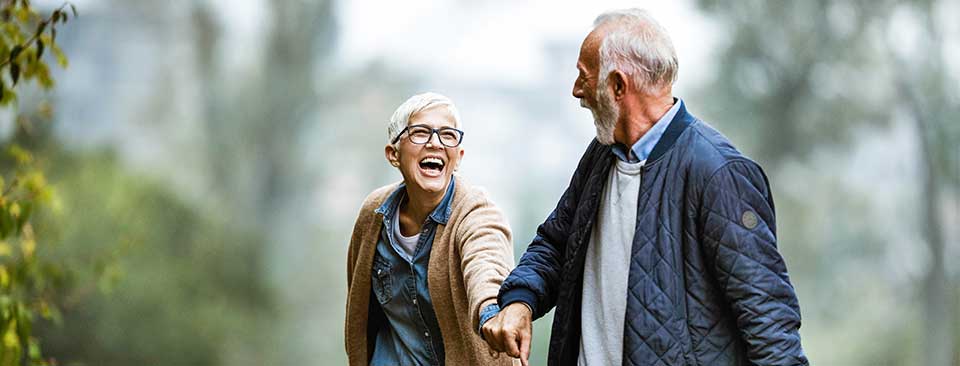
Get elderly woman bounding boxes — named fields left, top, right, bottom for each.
left=345, top=92, right=516, bottom=366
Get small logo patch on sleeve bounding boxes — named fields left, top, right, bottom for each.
left=741, top=210, right=759, bottom=229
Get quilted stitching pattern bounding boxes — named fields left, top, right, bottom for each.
left=500, top=107, right=807, bottom=366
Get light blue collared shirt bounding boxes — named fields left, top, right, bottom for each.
left=611, top=98, right=683, bottom=163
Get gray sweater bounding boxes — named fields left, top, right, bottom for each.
left=578, top=158, right=644, bottom=366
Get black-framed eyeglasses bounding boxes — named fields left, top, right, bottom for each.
left=391, top=124, right=465, bottom=147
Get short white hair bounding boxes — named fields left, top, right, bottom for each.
left=387, top=92, right=462, bottom=146
left=593, top=9, right=678, bottom=95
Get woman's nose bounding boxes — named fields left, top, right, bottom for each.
left=424, top=131, right=443, bottom=148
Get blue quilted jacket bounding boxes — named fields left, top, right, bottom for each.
left=499, top=103, right=808, bottom=366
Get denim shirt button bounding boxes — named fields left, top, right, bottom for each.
left=371, top=180, right=454, bottom=365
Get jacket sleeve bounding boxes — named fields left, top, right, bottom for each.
left=498, top=140, right=599, bottom=319
left=699, top=160, right=808, bottom=366
left=456, top=195, right=515, bottom=333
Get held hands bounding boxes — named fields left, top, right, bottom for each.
left=481, top=302, right=533, bottom=366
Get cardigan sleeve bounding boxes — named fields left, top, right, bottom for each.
left=346, top=203, right=367, bottom=288
left=456, top=190, right=515, bottom=333
left=347, top=186, right=392, bottom=287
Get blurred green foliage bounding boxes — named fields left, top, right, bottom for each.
left=3, top=1, right=280, bottom=364
left=0, top=1, right=74, bottom=364
left=31, top=142, right=278, bottom=366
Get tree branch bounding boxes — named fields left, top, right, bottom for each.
left=0, top=2, right=73, bottom=70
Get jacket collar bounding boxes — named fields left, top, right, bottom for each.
left=610, top=98, right=683, bottom=163
left=646, top=98, right=694, bottom=164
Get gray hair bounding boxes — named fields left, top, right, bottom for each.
left=387, top=92, right=462, bottom=146
left=593, top=9, right=678, bottom=95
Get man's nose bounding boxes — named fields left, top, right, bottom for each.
left=572, top=82, right=584, bottom=99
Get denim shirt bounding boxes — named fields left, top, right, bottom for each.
left=369, top=177, right=456, bottom=366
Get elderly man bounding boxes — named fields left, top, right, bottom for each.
left=481, top=9, right=808, bottom=366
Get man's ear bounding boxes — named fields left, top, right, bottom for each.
left=609, top=70, right=628, bottom=99
left=384, top=144, right=400, bottom=167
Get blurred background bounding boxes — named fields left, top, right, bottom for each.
left=0, top=0, right=957, bottom=365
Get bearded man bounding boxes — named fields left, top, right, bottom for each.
left=481, top=8, right=808, bottom=366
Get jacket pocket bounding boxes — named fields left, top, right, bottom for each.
left=372, top=257, right=393, bottom=304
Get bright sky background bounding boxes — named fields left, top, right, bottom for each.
left=334, top=0, right=722, bottom=90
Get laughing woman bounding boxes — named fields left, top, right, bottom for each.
left=345, top=92, right=516, bottom=366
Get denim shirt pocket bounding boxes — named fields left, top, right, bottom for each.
left=372, top=256, right=394, bottom=304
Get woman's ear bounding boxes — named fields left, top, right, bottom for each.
left=384, top=144, right=400, bottom=167
left=454, top=148, right=465, bottom=171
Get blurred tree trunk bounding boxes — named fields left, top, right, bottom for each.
left=911, top=109, right=952, bottom=366
left=189, top=1, right=340, bottom=364
left=897, top=4, right=956, bottom=364
left=191, top=0, right=334, bottom=225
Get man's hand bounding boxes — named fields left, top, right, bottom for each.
left=481, top=302, right=533, bottom=366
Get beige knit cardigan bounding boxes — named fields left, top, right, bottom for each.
left=345, top=177, right=517, bottom=366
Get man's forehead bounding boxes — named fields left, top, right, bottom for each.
left=584, top=28, right=604, bottom=49
left=579, top=27, right=607, bottom=67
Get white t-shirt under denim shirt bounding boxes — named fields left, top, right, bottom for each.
left=393, top=207, right=421, bottom=261
left=578, top=99, right=682, bottom=366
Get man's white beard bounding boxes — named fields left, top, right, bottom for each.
left=589, top=85, right=619, bottom=145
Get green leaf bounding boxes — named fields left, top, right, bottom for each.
left=3, top=319, right=19, bottom=348
left=15, top=7, right=29, bottom=22
left=8, top=145, right=32, bottom=165
left=27, top=338, right=41, bottom=359
left=16, top=202, right=32, bottom=230
left=10, top=63, right=19, bottom=85
left=0, top=210, right=11, bottom=239
left=34, top=21, right=46, bottom=38
left=52, top=45, right=67, bottom=68
left=70, top=3, right=78, bottom=17
left=0, top=87, right=16, bottom=106
left=35, top=61, right=52, bottom=89
left=9, top=45, right=23, bottom=62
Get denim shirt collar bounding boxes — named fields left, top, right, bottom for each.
left=375, top=176, right=456, bottom=225
left=611, top=98, right=683, bottom=163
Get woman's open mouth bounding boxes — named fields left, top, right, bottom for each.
left=418, top=157, right=445, bottom=177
